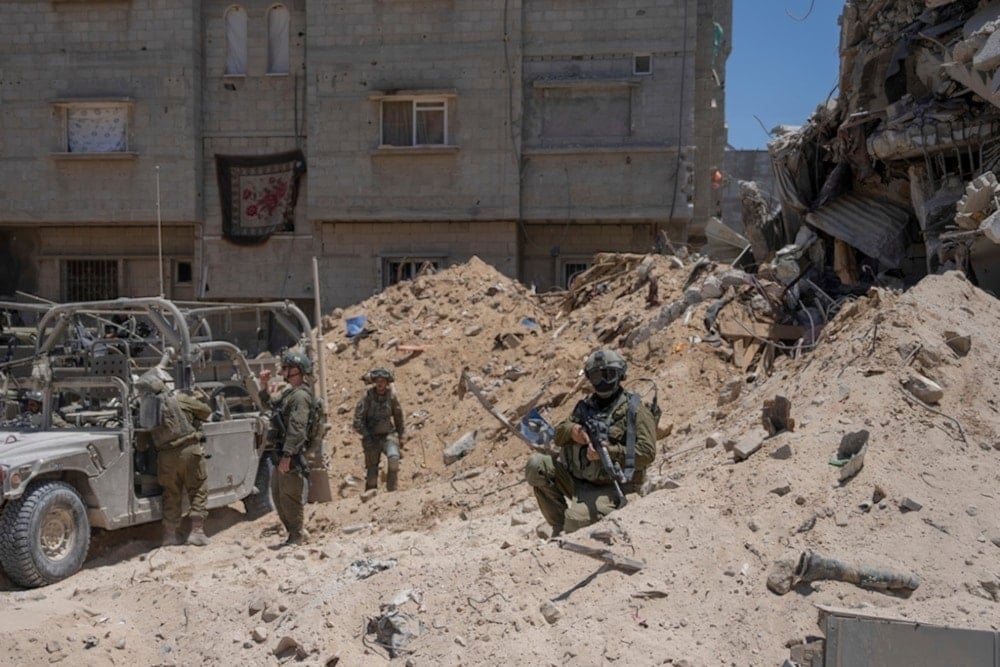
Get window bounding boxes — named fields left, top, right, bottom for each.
left=633, top=54, right=653, bottom=76
left=561, top=260, right=591, bottom=288
left=63, top=260, right=119, bottom=301
left=52, top=100, right=133, bottom=154
left=382, top=257, right=442, bottom=287
left=225, top=6, right=247, bottom=76
left=175, top=260, right=193, bottom=286
left=267, top=4, right=290, bottom=75
left=381, top=99, right=447, bottom=147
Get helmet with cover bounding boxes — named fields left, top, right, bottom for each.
left=369, top=367, right=395, bottom=382
left=583, top=348, right=627, bottom=397
left=281, top=350, right=313, bottom=375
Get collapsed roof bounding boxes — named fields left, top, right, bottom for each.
left=745, top=0, right=1000, bottom=297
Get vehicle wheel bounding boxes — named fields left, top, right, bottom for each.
left=0, top=480, right=91, bottom=588
left=243, top=456, right=274, bottom=520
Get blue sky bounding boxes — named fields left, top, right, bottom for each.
left=725, top=1, right=843, bottom=150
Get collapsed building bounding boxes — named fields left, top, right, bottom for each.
left=741, top=0, right=1000, bottom=304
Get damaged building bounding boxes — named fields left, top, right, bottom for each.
left=740, top=0, right=1000, bottom=299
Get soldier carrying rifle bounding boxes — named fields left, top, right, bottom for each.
left=524, top=349, right=657, bottom=536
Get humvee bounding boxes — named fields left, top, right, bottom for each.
left=0, top=297, right=315, bottom=587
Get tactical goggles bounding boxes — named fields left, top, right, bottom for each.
left=586, top=367, right=622, bottom=385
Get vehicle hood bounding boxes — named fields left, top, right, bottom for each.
left=0, top=428, right=119, bottom=469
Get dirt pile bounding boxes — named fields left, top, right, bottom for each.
left=1, top=255, right=998, bottom=666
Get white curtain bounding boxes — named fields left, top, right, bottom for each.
left=67, top=106, right=127, bottom=153
left=268, top=5, right=290, bottom=74
left=225, top=6, right=247, bottom=76
left=382, top=101, right=412, bottom=146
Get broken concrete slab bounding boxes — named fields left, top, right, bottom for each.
left=902, top=373, right=944, bottom=404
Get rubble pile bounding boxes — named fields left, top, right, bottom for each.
left=4, top=253, right=999, bottom=665
left=745, top=0, right=1000, bottom=307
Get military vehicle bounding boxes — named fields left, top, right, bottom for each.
left=0, top=297, right=316, bottom=587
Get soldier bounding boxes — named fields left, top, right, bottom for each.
left=135, top=370, right=213, bottom=547
left=524, top=349, right=657, bottom=535
left=259, top=350, right=315, bottom=546
left=353, top=368, right=406, bottom=492
left=23, top=390, right=69, bottom=428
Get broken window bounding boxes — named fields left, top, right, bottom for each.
left=633, top=54, right=652, bottom=76
left=561, top=260, right=591, bottom=288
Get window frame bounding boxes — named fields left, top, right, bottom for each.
left=224, top=5, right=248, bottom=77
left=381, top=256, right=445, bottom=288
left=380, top=97, right=448, bottom=147
left=266, top=3, right=290, bottom=76
left=633, top=54, right=653, bottom=76
left=559, top=258, right=592, bottom=289
left=61, top=259, right=121, bottom=302
left=50, top=98, right=136, bottom=159
left=370, top=90, right=457, bottom=150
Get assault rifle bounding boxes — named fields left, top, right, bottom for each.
left=268, top=410, right=310, bottom=478
left=582, top=417, right=628, bottom=509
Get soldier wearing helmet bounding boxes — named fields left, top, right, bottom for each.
left=352, top=367, right=406, bottom=492
left=258, top=349, right=316, bottom=546
left=135, top=368, right=213, bottom=547
left=524, top=348, right=657, bottom=536
left=22, top=390, right=69, bottom=429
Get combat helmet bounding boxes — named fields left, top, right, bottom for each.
left=583, top=348, right=627, bottom=397
left=281, top=350, right=313, bottom=375
left=369, top=367, right=395, bottom=382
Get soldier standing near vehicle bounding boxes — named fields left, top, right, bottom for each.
left=353, top=368, right=406, bottom=492
left=22, top=390, right=69, bottom=428
left=524, top=349, right=657, bottom=536
left=136, top=370, right=213, bottom=547
left=259, top=351, right=315, bottom=546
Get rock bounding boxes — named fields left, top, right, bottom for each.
left=249, top=599, right=265, bottom=616
left=944, top=330, right=971, bottom=357
left=540, top=600, right=562, bottom=624
left=770, top=481, right=791, bottom=496
left=717, top=378, right=742, bottom=406
left=899, top=497, right=922, bottom=512
left=733, top=437, right=762, bottom=462
left=769, top=443, right=793, bottom=460
left=252, top=627, right=268, bottom=643
left=443, top=429, right=478, bottom=465
left=767, top=559, right=797, bottom=595
left=705, top=431, right=725, bottom=448
left=902, top=373, right=944, bottom=404
left=762, top=395, right=794, bottom=435
left=261, top=605, right=281, bottom=623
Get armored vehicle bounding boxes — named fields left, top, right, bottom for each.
left=0, top=297, right=315, bottom=587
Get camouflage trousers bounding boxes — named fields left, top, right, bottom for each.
left=157, top=440, right=208, bottom=528
left=271, top=466, right=309, bottom=539
left=524, top=453, right=618, bottom=534
left=362, top=434, right=400, bottom=491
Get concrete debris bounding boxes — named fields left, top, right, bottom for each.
left=366, top=605, right=422, bottom=659
left=831, top=430, right=870, bottom=483
left=732, top=1, right=1000, bottom=301
left=902, top=373, right=944, bottom=404
left=899, top=497, right=924, bottom=512
left=943, top=330, right=972, bottom=356
left=350, top=558, right=398, bottom=580
left=762, top=395, right=794, bottom=435
left=443, top=429, right=478, bottom=465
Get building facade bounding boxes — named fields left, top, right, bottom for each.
left=0, top=0, right=730, bottom=313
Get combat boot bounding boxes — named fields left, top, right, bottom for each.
left=365, top=465, right=379, bottom=491
left=187, top=517, right=211, bottom=547
left=162, top=523, right=183, bottom=546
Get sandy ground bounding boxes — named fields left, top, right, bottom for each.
left=1, top=255, right=999, bottom=666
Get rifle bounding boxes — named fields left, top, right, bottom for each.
left=582, top=417, right=628, bottom=509
left=267, top=411, right=310, bottom=478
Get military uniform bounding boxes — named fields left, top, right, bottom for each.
left=266, top=384, right=313, bottom=542
left=353, top=385, right=405, bottom=491
left=525, top=352, right=657, bottom=535
left=150, top=389, right=212, bottom=545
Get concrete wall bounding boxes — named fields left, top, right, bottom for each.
left=0, top=0, right=731, bottom=306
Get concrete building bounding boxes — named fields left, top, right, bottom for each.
left=0, top=0, right=730, bottom=315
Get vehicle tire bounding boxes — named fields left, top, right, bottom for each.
left=242, top=456, right=274, bottom=520
left=0, top=480, right=91, bottom=588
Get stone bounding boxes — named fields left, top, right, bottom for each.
left=900, top=497, right=922, bottom=512
left=943, top=330, right=971, bottom=357
left=769, top=443, right=793, bottom=460
left=540, top=600, right=562, bottom=624
left=733, top=437, right=762, bottom=462
left=717, top=378, right=742, bottom=406
left=252, top=627, right=268, bottom=643
left=766, top=559, right=797, bottom=595
left=770, top=481, right=791, bottom=496
left=902, top=373, right=943, bottom=404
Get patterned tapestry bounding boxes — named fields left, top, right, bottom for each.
left=215, top=150, right=306, bottom=245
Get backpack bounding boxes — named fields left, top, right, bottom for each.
left=305, top=390, right=327, bottom=452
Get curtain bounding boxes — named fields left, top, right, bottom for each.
left=67, top=107, right=127, bottom=153
left=225, top=7, right=247, bottom=76
left=268, top=5, right=290, bottom=74
left=382, top=101, right=412, bottom=146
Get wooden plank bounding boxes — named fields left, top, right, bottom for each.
left=718, top=318, right=805, bottom=341
left=558, top=540, right=645, bottom=573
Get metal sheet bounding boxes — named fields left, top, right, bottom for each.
left=825, top=611, right=1000, bottom=667
left=805, top=193, right=911, bottom=269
